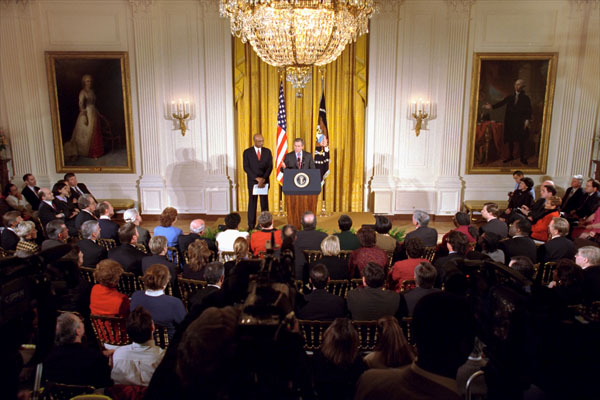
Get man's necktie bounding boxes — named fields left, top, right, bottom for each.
left=257, top=148, right=261, bottom=161
left=297, top=156, right=302, bottom=169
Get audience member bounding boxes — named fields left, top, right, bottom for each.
left=178, top=218, right=217, bottom=257
left=309, top=235, right=348, bottom=280
left=108, top=223, right=146, bottom=275
left=38, top=187, right=65, bottom=228
left=549, top=260, right=584, bottom=305
left=154, top=207, right=182, bottom=248
left=90, top=259, right=130, bottom=316
left=434, top=231, right=469, bottom=287
left=440, top=212, right=477, bottom=248
left=479, top=232, right=505, bottom=263
left=21, top=173, right=41, bottom=210
left=480, top=203, right=508, bottom=238
left=1, top=210, right=22, bottom=250
left=404, top=210, right=438, bottom=247
left=182, top=239, right=213, bottom=280
left=511, top=170, right=535, bottom=199
left=223, top=236, right=251, bottom=276
left=355, top=292, right=474, bottom=400
left=111, top=306, right=165, bottom=386
left=64, top=172, right=95, bottom=202
left=537, top=217, right=575, bottom=264
left=142, top=235, right=177, bottom=285
left=531, top=196, right=561, bottom=241
left=575, top=246, right=600, bottom=302
left=456, top=338, right=488, bottom=400
left=97, top=201, right=120, bottom=243
left=297, top=264, right=346, bottom=320
left=131, top=264, right=186, bottom=338
left=79, top=220, right=107, bottom=267
left=312, top=318, right=367, bottom=400
left=374, top=215, right=397, bottom=252
left=52, top=180, right=79, bottom=235
left=347, top=262, right=407, bottom=321
left=250, top=211, right=282, bottom=256
left=189, top=261, right=225, bottom=312
left=522, top=183, right=556, bottom=223
left=216, top=212, right=248, bottom=252
left=124, top=208, right=150, bottom=248
left=404, top=261, right=441, bottom=315
left=571, top=196, right=600, bottom=239
left=334, top=214, right=361, bottom=250
left=502, top=176, right=534, bottom=223
left=294, top=211, right=327, bottom=280
left=43, top=312, right=112, bottom=388
left=15, top=220, right=39, bottom=253
left=508, top=256, right=535, bottom=280
left=571, top=178, right=600, bottom=219
left=348, top=226, right=387, bottom=278
left=561, top=175, right=585, bottom=215
left=74, top=194, right=97, bottom=230
left=500, top=219, right=537, bottom=263
left=41, top=219, right=69, bottom=251
left=363, top=315, right=414, bottom=369
left=390, top=237, right=429, bottom=291
left=4, top=183, right=32, bottom=217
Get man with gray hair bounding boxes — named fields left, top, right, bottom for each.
left=43, top=312, right=112, bottom=387
left=79, top=220, right=107, bottom=267
left=189, top=261, right=225, bottom=312
left=575, top=246, right=600, bottom=302
left=294, top=211, right=327, bottom=280
left=178, top=218, right=217, bottom=259
left=41, top=219, right=70, bottom=251
left=404, top=261, right=441, bottom=316
left=142, top=235, right=177, bottom=285
left=404, top=210, right=438, bottom=247
left=75, top=194, right=97, bottom=231
left=562, top=175, right=585, bottom=215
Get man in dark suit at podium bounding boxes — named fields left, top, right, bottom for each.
left=282, top=138, right=316, bottom=170
left=243, top=134, right=273, bottom=230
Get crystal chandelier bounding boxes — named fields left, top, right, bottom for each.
left=220, top=0, right=375, bottom=89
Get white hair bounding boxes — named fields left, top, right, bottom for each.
left=123, top=208, right=139, bottom=223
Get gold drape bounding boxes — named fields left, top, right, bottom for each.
left=234, top=35, right=367, bottom=213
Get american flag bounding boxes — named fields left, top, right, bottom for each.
left=276, top=82, right=288, bottom=184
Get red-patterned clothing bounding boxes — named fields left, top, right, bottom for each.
left=348, top=246, right=388, bottom=278
left=531, top=210, right=560, bottom=242
left=90, top=284, right=130, bottom=316
left=390, top=258, right=430, bottom=292
left=250, top=229, right=282, bottom=256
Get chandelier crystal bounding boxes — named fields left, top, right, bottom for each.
left=220, top=0, right=375, bottom=89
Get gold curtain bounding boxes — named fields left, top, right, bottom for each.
left=234, top=35, right=367, bottom=213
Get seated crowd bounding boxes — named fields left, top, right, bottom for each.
left=3, top=171, right=600, bottom=400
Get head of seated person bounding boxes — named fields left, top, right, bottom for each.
left=549, top=217, right=569, bottom=238
left=338, top=214, right=353, bottom=232
left=320, top=318, right=360, bottom=367
left=119, top=222, right=139, bottom=245
left=509, top=256, right=535, bottom=280
left=447, top=231, right=469, bottom=255
left=413, top=210, right=430, bottom=228
left=233, top=237, right=250, bottom=260
left=301, top=211, right=317, bottom=231
left=258, top=211, right=274, bottom=230
left=55, top=312, right=85, bottom=345
left=224, top=213, right=241, bottom=230
left=78, top=194, right=96, bottom=212
left=375, top=215, right=392, bottom=235
left=204, top=261, right=225, bottom=286
left=405, top=237, right=425, bottom=259
left=479, top=232, right=501, bottom=254
left=149, top=235, right=168, bottom=256
left=310, top=263, right=329, bottom=290
left=188, top=239, right=212, bottom=272
left=94, top=259, right=124, bottom=289
left=362, top=262, right=385, bottom=289
left=143, top=264, right=170, bottom=292
left=356, top=226, right=376, bottom=248
left=127, top=306, right=154, bottom=344
left=414, top=261, right=437, bottom=289
left=509, top=218, right=531, bottom=237
left=321, top=235, right=340, bottom=257
left=159, top=207, right=178, bottom=228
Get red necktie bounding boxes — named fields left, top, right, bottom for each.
left=297, top=156, right=302, bottom=169
left=257, top=149, right=261, bottom=161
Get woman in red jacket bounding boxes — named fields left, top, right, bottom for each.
left=531, top=196, right=562, bottom=242
left=90, top=259, right=130, bottom=316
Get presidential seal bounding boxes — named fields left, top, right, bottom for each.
left=294, top=172, right=310, bottom=188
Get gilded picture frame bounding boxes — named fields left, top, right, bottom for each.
left=466, top=53, right=557, bottom=174
left=46, top=51, right=135, bottom=173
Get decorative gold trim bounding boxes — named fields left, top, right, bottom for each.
left=466, top=52, right=558, bottom=175
left=45, top=51, right=135, bottom=174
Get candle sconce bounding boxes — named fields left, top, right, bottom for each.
left=169, top=99, right=192, bottom=136
left=408, top=99, right=432, bottom=136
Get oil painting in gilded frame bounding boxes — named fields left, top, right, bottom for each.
left=466, top=53, right=557, bottom=174
left=46, top=51, right=135, bottom=173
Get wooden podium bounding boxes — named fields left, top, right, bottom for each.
left=282, top=169, right=322, bottom=229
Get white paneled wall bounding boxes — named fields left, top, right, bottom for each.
left=0, top=0, right=598, bottom=215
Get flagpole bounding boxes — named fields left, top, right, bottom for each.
left=318, top=71, right=330, bottom=217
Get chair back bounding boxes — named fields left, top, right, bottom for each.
left=40, top=382, right=95, bottom=400
left=537, top=261, right=557, bottom=285
left=97, top=238, right=117, bottom=252
left=423, top=246, right=436, bottom=262
left=177, top=277, right=208, bottom=309
left=89, top=314, right=131, bottom=347
left=352, top=320, right=378, bottom=351
left=304, top=250, right=322, bottom=263
left=326, top=279, right=351, bottom=298
left=32, top=215, right=47, bottom=239
left=401, top=317, right=415, bottom=345
left=401, top=279, right=416, bottom=292
left=385, top=251, right=395, bottom=268
left=135, top=243, right=149, bottom=254
left=298, top=320, right=331, bottom=351
left=78, top=266, right=97, bottom=285
left=220, top=251, right=236, bottom=262
left=117, top=271, right=142, bottom=297
left=166, top=246, right=180, bottom=266
left=136, top=276, right=174, bottom=296
left=350, top=278, right=363, bottom=291
left=294, top=279, right=306, bottom=295
left=153, top=324, right=170, bottom=349
left=337, top=250, right=353, bottom=260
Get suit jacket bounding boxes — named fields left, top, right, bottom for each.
left=41, top=239, right=67, bottom=252
left=79, top=238, right=108, bottom=267
left=294, top=229, right=328, bottom=280
left=38, top=201, right=63, bottom=228
left=189, top=286, right=220, bottom=313
left=537, top=236, right=575, bottom=264
left=283, top=150, right=316, bottom=169
left=346, top=286, right=406, bottom=321
left=69, top=183, right=94, bottom=203
left=404, top=286, right=441, bottom=316
left=404, top=226, right=438, bottom=247
left=108, top=244, right=146, bottom=275
left=22, top=185, right=40, bottom=210
left=583, top=265, right=600, bottom=302
left=500, top=236, right=537, bottom=263
left=1, top=228, right=20, bottom=250
left=562, top=187, right=585, bottom=215
left=75, top=210, right=96, bottom=231
left=433, top=252, right=464, bottom=288
left=480, top=218, right=508, bottom=238
left=297, top=289, right=346, bottom=321
left=242, top=146, right=273, bottom=189
left=576, top=192, right=600, bottom=219
left=178, top=233, right=217, bottom=259
left=98, top=218, right=120, bottom=244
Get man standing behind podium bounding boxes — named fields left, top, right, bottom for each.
left=282, top=138, right=316, bottom=170
left=243, top=134, right=273, bottom=230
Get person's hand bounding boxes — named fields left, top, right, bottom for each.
left=548, top=281, right=557, bottom=289
left=524, top=120, right=530, bottom=129
left=280, top=162, right=286, bottom=169
left=483, top=103, right=492, bottom=110
left=57, top=213, right=64, bottom=218
left=256, top=177, right=266, bottom=188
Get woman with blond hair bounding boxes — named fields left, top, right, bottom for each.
left=131, top=264, right=186, bottom=337
left=90, top=259, right=130, bottom=316
left=363, top=316, right=415, bottom=369
left=310, top=235, right=348, bottom=280
left=182, top=239, right=214, bottom=280
left=153, top=207, right=182, bottom=248
left=15, top=220, right=39, bottom=254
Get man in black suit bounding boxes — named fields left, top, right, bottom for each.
left=294, top=211, right=327, bottom=281
left=281, top=138, right=316, bottom=170
left=189, top=261, right=225, bottom=313
left=434, top=231, right=468, bottom=288
left=404, top=210, right=438, bottom=247
left=38, top=188, right=65, bottom=229
left=41, top=219, right=70, bottom=251
left=561, top=175, right=585, bottom=215
left=64, top=172, right=95, bottom=203
left=142, top=235, right=177, bottom=286
left=21, top=173, right=41, bottom=211
left=484, top=79, right=532, bottom=164
left=52, top=181, right=79, bottom=236
left=242, top=134, right=273, bottom=230
left=500, top=218, right=537, bottom=263
left=75, top=194, right=97, bottom=232
left=575, top=246, right=600, bottom=302
left=108, top=223, right=145, bottom=275
left=297, top=264, right=345, bottom=320
left=537, top=217, right=575, bottom=264
left=404, top=261, right=441, bottom=316
left=178, top=219, right=217, bottom=259
left=572, top=179, right=600, bottom=219
left=1, top=211, right=22, bottom=250
left=480, top=202, right=508, bottom=238
left=347, top=262, right=407, bottom=321
left=79, top=220, right=107, bottom=267
left=97, top=201, right=120, bottom=244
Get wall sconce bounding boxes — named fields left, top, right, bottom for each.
left=169, top=98, right=191, bottom=136
left=409, top=98, right=431, bottom=136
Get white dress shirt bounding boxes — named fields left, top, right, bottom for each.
left=216, top=229, right=249, bottom=252
left=111, top=339, right=165, bottom=386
